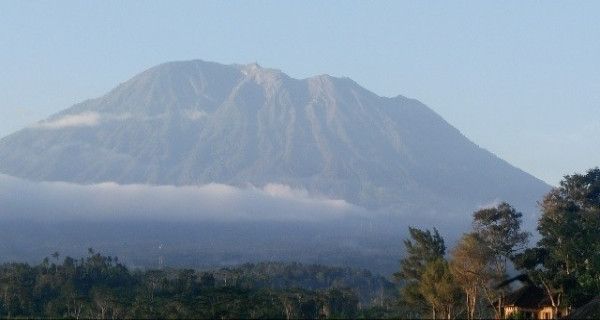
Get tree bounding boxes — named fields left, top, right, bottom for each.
left=472, top=202, right=529, bottom=317
left=473, top=202, right=529, bottom=268
left=394, top=227, right=446, bottom=316
left=419, top=258, right=460, bottom=319
left=450, top=233, right=493, bottom=320
left=319, top=288, right=358, bottom=319
left=514, top=168, right=600, bottom=310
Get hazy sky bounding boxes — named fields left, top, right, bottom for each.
left=1, top=1, right=598, bottom=185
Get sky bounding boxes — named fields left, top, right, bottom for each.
left=1, top=1, right=598, bottom=185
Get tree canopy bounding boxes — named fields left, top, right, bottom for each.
left=514, top=167, right=600, bottom=308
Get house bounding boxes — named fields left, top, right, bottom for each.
left=502, top=285, right=568, bottom=319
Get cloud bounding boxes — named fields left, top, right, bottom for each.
left=31, top=110, right=209, bottom=129
left=35, top=112, right=101, bottom=129
left=33, top=112, right=135, bottom=129
left=0, top=174, right=358, bottom=222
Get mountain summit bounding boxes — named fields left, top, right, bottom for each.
left=0, top=60, right=549, bottom=216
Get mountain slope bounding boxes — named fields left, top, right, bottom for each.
left=0, top=60, right=550, bottom=216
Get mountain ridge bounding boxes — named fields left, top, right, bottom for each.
left=0, top=59, right=550, bottom=218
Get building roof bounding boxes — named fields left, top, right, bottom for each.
left=504, top=285, right=552, bottom=309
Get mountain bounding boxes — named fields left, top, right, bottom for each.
left=0, top=60, right=549, bottom=216
left=0, top=60, right=552, bottom=273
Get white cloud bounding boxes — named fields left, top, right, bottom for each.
left=31, top=110, right=210, bottom=129
left=33, top=112, right=133, bottom=129
left=0, top=174, right=358, bottom=222
left=262, top=183, right=349, bottom=210
left=35, top=112, right=101, bottom=129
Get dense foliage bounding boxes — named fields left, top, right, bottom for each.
left=395, top=168, right=600, bottom=319
left=514, top=167, right=600, bottom=309
left=396, top=202, right=530, bottom=319
left=394, top=227, right=447, bottom=315
left=0, top=249, right=397, bottom=319
left=213, top=262, right=396, bottom=305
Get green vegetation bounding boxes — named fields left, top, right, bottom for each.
left=393, top=227, right=447, bottom=315
left=395, top=201, right=530, bottom=319
left=395, top=167, right=600, bottom=319
left=0, top=250, right=399, bottom=319
left=513, top=167, right=600, bottom=310
left=1, top=167, right=598, bottom=319
left=213, top=262, right=396, bottom=306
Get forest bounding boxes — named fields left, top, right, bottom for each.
left=0, top=168, right=598, bottom=319
left=0, top=252, right=390, bottom=319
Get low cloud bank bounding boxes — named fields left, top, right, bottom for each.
left=0, top=174, right=359, bottom=222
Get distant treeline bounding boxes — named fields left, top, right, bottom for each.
left=212, top=262, right=396, bottom=305
left=1, top=167, right=598, bottom=319
left=0, top=251, right=400, bottom=319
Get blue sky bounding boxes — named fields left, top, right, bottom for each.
left=1, top=1, right=598, bottom=185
